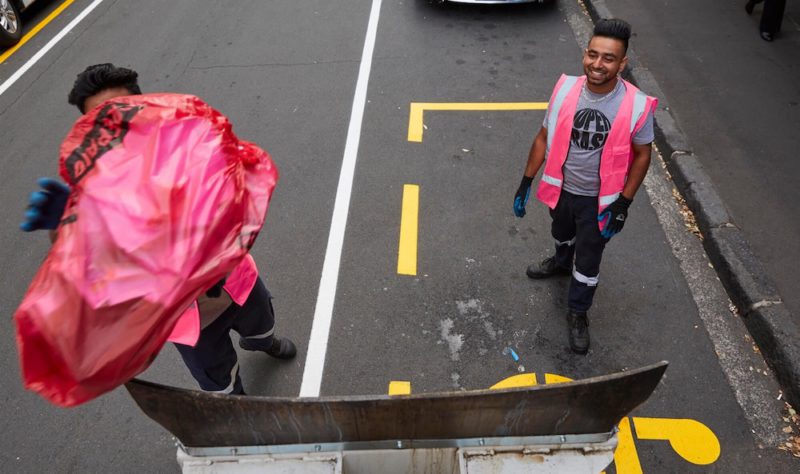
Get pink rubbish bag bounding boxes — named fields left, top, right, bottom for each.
left=14, top=93, right=278, bottom=407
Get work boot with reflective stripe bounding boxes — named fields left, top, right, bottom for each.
left=567, top=310, right=590, bottom=354
left=526, top=256, right=571, bottom=279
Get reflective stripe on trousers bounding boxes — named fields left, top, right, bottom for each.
left=549, top=190, right=608, bottom=312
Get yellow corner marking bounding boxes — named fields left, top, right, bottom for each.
left=615, top=417, right=644, bottom=474
left=0, top=0, right=76, bottom=65
left=489, top=373, right=537, bottom=390
left=388, top=381, right=411, bottom=395
left=544, top=373, right=573, bottom=384
left=397, top=184, right=419, bottom=276
left=632, top=417, right=721, bottom=465
left=407, top=102, right=548, bottom=142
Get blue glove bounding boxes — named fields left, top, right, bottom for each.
left=598, top=195, right=632, bottom=239
left=20, top=178, right=70, bottom=232
left=513, top=176, right=533, bottom=217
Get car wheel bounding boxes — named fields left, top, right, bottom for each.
left=0, top=0, right=22, bottom=47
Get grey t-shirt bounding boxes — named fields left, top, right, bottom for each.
left=542, top=80, right=654, bottom=196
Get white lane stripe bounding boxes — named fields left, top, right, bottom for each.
left=0, top=0, right=106, bottom=97
left=299, top=0, right=383, bottom=398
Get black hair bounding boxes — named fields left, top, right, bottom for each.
left=67, top=63, right=142, bottom=113
left=592, top=18, right=631, bottom=53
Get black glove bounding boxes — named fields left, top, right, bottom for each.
left=597, top=195, right=632, bottom=239
left=513, top=176, right=534, bottom=217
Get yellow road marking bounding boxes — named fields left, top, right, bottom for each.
left=615, top=417, right=644, bottom=474
left=632, top=417, right=721, bottom=465
left=0, top=0, right=76, bottom=64
left=397, top=184, right=419, bottom=276
left=489, top=373, right=537, bottom=389
left=543, top=373, right=573, bottom=384
left=388, top=381, right=411, bottom=395
left=407, top=102, right=549, bottom=142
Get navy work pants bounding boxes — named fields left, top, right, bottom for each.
left=174, top=277, right=275, bottom=394
left=761, top=0, right=786, bottom=35
left=550, top=190, right=608, bottom=312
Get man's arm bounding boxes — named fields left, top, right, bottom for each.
left=513, top=126, right=548, bottom=218
left=524, top=126, right=548, bottom=178
left=621, top=142, right=652, bottom=200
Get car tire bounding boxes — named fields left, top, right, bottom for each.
left=0, top=0, right=23, bottom=47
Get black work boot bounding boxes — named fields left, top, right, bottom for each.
left=566, top=310, right=590, bottom=354
left=240, top=336, right=297, bottom=360
left=526, top=256, right=571, bottom=279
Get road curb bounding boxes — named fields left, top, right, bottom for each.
left=581, top=0, right=800, bottom=409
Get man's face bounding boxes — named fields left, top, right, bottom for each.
left=583, top=36, right=628, bottom=88
left=82, top=86, right=132, bottom=114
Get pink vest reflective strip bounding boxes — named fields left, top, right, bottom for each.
left=167, top=254, right=259, bottom=346
left=545, top=75, right=579, bottom=151
left=536, top=74, right=658, bottom=228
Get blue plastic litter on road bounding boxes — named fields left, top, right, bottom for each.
left=503, top=347, right=520, bottom=362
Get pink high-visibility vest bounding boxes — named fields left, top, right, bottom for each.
left=167, top=254, right=259, bottom=346
left=535, top=74, right=658, bottom=228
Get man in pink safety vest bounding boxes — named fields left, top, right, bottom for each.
left=21, top=64, right=297, bottom=395
left=512, top=19, right=658, bottom=354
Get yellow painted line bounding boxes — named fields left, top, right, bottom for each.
left=0, top=0, right=76, bottom=65
left=614, top=417, right=644, bottom=474
left=544, top=373, right=573, bottom=384
left=407, top=102, right=549, bottom=142
left=490, top=373, right=537, bottom=389
left=388, top=381, right=411, bottom=395
left=397, top=184, right=419, bottom=276
left=632, top=417, right=721, bottom=465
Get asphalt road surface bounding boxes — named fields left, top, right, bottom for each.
left=0, top=0, right=797, bottom=472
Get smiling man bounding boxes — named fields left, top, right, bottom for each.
left=512, top=19, right=658, bottom=354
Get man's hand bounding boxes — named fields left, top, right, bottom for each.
left=513, top=176, right=534, bottom=218
left=597, top=195, right=632, bottom=239
left=20, top=178, right=70, bottom=232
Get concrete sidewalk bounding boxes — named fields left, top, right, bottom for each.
left=579, top=0, right=800, bottom=408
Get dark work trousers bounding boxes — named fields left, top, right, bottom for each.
left=761, top=0, right=786, bottom=34
left=174, top=277, right=275, bottom=394
left=550, top=190, right=608, bottom=312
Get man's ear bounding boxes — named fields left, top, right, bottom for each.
left=619, top=55, right=629, bottom=74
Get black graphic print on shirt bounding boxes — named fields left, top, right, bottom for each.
left=570, top=108, right=611, bottom=151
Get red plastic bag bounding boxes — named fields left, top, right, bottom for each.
left=14, top=93, right=278, bottom=407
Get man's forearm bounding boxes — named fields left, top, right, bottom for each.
left=621, top=144, right=652, bottom=200
left=524, top=127, right=548, bottom=178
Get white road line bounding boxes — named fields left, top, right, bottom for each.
left=0, top=0, right=105, bottom=98
left=299, top=0, right=383, bottom=398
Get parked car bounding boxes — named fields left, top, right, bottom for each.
left=1, top=0, right=40, bottom=47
